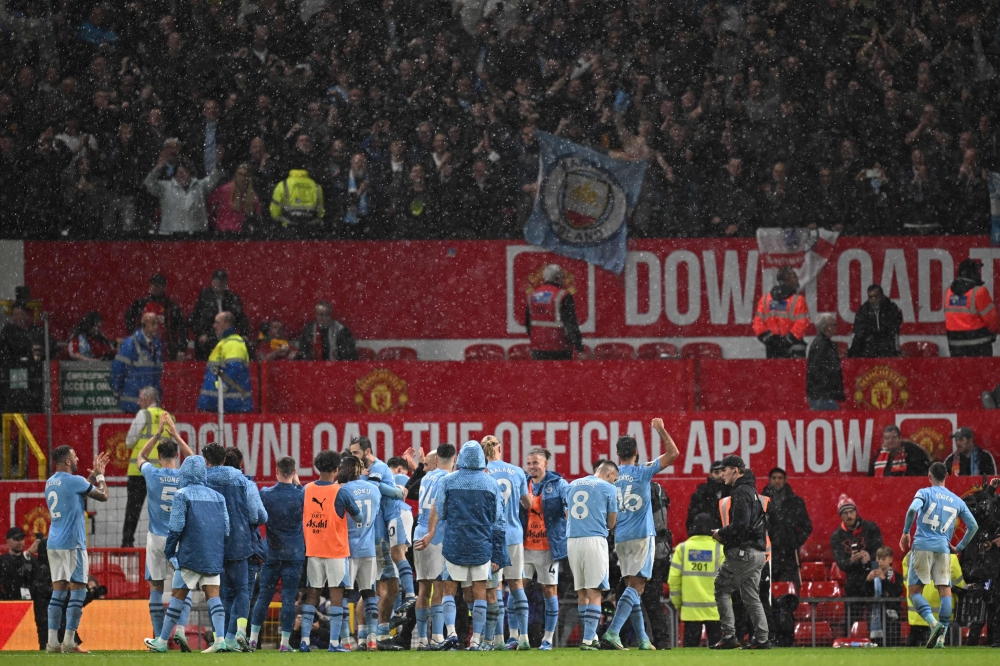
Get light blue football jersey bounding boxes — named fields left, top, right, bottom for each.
left=142, top=462, right=180, bottom=537
left=342, top=479, right=381, bottom=558
left=415, top=469, right=446, bottom=542
left=45, top=472, right=92, bottom=550
left=567, top=476, right=619, bottom=538
left=910, top=485, right=975, bottom=554
left=614, top=460, right=662, bottom=542
left=486, top=460, right=529, bottom=545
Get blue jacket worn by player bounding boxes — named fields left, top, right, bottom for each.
left=901, top=461, right=979, bottom=649
left=567, top=461, right=620, bottom=649
left=603, top=418, right=680, bottom=650
left=44, top=446, right=110, bottom=654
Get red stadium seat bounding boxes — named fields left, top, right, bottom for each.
left=800, top=542, right=833, bottom=562
left=772, top=582, right=798, bottom=600
left=507, top=344, right=533, bottom=361
left=377, top=346, right=418, bottom=361
left=794, top=602, right=813, bottom=622
left=900, top=341, right=939, bottom=357
left=592, top=342, right=635, bottom=360
left=802, top=582, right=844, bottom=626
left=799, top=561, right=828, bottom=581
left=900, top=622, right=909, bottom=639
left=850, top=621, right=868, bottom=638
left=637, top=342, right=679, bottom=359
left=356, top=347, right=376, bottom=361
left=681, top=342, right=723, bottom=359
left=577, top=344, right=591, bottom=360
left=464, top=344, right=505, bottom=361
left=829, top=562, right=846, bottom=583
left=795, top=621, right=834, bottom=646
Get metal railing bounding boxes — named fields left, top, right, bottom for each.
left=1, top=413, right=47, bottom=479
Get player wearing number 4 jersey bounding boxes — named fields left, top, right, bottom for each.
left=900, top=461, right=978, bottom=649
left=604, top=418, right=680, bottom=651
left=566, top=461, right=619, bottom=650
left=44, top=446, right=110, bottom=653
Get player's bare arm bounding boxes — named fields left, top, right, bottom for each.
left=651, top=417, right=680, bottom=467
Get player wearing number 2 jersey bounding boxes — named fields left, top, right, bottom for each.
left=604, top=418, right=679, bottom=651
left=900, top=461, right=978, bottom=649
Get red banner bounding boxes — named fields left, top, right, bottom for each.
left=23, top=236, right=1000, bottom=341
left=30, top=410, right=996, bottom=485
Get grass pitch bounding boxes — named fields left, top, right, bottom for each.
left=2, top=647, right=991, bottom=664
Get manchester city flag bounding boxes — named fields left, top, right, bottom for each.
left=525, top=131, right=647, bottom=274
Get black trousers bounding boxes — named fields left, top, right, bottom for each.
left=33, top=591, right=49, bottom=650
left=122, top=475, right=147, bottom=547
left=682, top=620, right=721, bottom=647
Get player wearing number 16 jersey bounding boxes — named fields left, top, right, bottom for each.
left=566, top=461, right=619, bottom=650
left=604, top=418, right=679, bottom=650
left=900, top=462, right=978, bottom=649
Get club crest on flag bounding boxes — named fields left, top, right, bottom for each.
left=543, top=158, right=627, bottom=244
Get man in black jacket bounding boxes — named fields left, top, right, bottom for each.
left=762, top=468, right=812, bottom=584
left=830, top=494, right=883, bottom=598
left=711, top=455, right=770, bottom=650
left=687, top=461, right=729, bottom=532
left=297, top=301, right=358, bottom=361
left=847, top=285, right=901, bottom=358
left=806, top=313, right=845, bottom=410
left=190, top=269, right=251, bottom=360
left=125, top=274, right=188, bottom=360
left=868, top=425, right=931, bottom=476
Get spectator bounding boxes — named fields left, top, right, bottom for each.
left=190, top=269, right=250, bottom=361
left=847, top=285, right=902, bottom=358
left=686, top=461, right=729, bottom=533
left=256, top=320, right=299, bottom=361
left=110, top=312, right=163, bottom=413
left=901, top=550, right=965, bottom=647
left=392, top=164, right=440, bottom=239
left=806, top=313, right=845, bottom=411
left=67, top=312, right=115, bottom=361
left=761, top=468, right=812, bottom=585
left=868, top=425, right=931, bottom=477
left=0, top=526, right=42, bottom=648
left=943, top=427, right=997, bottom=476
left=143, top=150, right=225, bottom=235
left=865, top=546, right=903, bottom=646
left=125, top=274, right=188, bottom=361
left=61, top=155, right=107, bottom=238
left=330, top=153, right=374, bottom=238
left=197, top=312, right=253, bottom=413
left=525, top=264, right=584, bottom=361
left=101, top=121, right=146, bottom=237
left=830, top=494, right=883, bottom=599
left=297, top=302, right=358, bottom=361
left=752, top=267, right=809, bottom=359
left=269, top=166, right=325, bottom=237
left=207, top=164, right=261, bottom=236
left=185, top=99, right=230, bottom=178
left=120, top=386, right=169, bottom=548
left=706, top=157, right=755, bottom=236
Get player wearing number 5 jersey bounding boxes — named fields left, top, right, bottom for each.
left=566, top=461, right=619, bottom=650
left=482, top=435, right=532, bottom=650
left=900, top=461, right=978, bottom=649
left=44, top=446, right=110, bottom=653
left=604, top=418, right=679, bottom=650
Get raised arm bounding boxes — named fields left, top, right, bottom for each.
left=164, top=414, right=195, bottom=458
left=137, top=420, right=166, bottom=469
left=86, top=452, right=110, bottom=502
left=651, top=418, right=680, bottom=468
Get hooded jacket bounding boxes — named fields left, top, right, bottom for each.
left=687, top=478, right=730, bottom=533
left=761, top=482, right=812, bottom=571
left=434, top=442, right=509, bottom=568
left=205, top=464, right=268, bottom=561
left=165, top=456, right=230, bottom=575
left=520, top=470, right=570, bottom=560
left=716, top=470, right=767, bottom=553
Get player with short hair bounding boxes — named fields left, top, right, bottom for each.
left=387, top=455, right=417, bottom=616
left=412, top=445, right=455, bottom=649
left=339, top=454, right=384, bottom=650
left=139, top=414, right=195, bottom=651
left=44, top=446, right=110, bottom=653
left=900, top=461, right=978, bottom=648
left=603, top=418, right=679, bottom=650
left=295, top=450, right=362, bottom=652
left=567, top=460, right=619, bottom=649
left=482, top=435, right=532, bottom=649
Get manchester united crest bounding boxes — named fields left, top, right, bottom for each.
left=355, top=369, right=409, bottom=414
left=907, top=425, right=948, bottom=462
left=107, top=429, right=131, bottom=473
left=854, top=365, right=909, bottom=410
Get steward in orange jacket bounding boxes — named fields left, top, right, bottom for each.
left=752, top=267, right=810, bottom=358
left=944, top=258, right=999, bottom=357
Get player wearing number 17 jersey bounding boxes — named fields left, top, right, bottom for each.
left=604, top=418, right=679, bottom=650
left=900, top=461, right=978, bottom=649
left=566, top=461, right=619, bottom=650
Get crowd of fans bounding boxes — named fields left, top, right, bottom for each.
left=1, top=0, right=1000, bottom=240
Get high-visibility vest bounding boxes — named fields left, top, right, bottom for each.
left=752, top=292, right=809, bottom=339
left=719, top=494, right=771, bottom=561
left=668, top=534, right=725, bottom=621
left=270, top=170, right=325, bottom=227
left=528, top=284, right=570, bottom=352
left=303, top=482, right=350, bottom=559
left=127, top=406, right=168, bottom=476
left=944, top=286, right=999, bottom=346
left=902, top=551, right=965, bottom=626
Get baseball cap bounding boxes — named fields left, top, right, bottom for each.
left=149, top=273, right=166, bottom=286
left=951, top=426, right=974, bottom=440
left=212, top=269, right=228, bottom=281
left=720, top=455, right=746, bottom=470
left=6, top=526, right=26, bottom=540
left=710, top=460, right=725, bottom=472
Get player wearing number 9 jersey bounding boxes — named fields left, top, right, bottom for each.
left=603, top=418, right=679, bottom=650
left=901, top=461, right=978, bottom=648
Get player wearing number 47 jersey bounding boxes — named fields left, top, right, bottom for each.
left=900, top=461, right=978, bottom=649
left=566, top=460, right=619, bottom=650
left=604, top=418, right=680, bottom=651
left=44, top=446, right=110, bottom=653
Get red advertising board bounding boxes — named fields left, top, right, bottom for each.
left=22, top=236, right=1000, bottom=341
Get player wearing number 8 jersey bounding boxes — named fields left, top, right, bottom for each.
left=603, top=418, right=679, bottom=650
left=900, top=461, right=978, bottom=649
left=566, top=461, right=619, bottom=649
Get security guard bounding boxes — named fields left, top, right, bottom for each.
left=752, top=267, right=809, bottom=358
left=944, top=258, right=999, bottom=357
left=670, top=512, right=725, bottom=647
left=718, top=481, right=773, bottom=648
left=901, top=550, right=965, bottom=647
left=197, top=311, right=253, bottom=413
left=525, top=264, right=584, bottom=360
left=121, top=386, right=170, bottom=547
left=269, top=168, right=325, bottom=236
